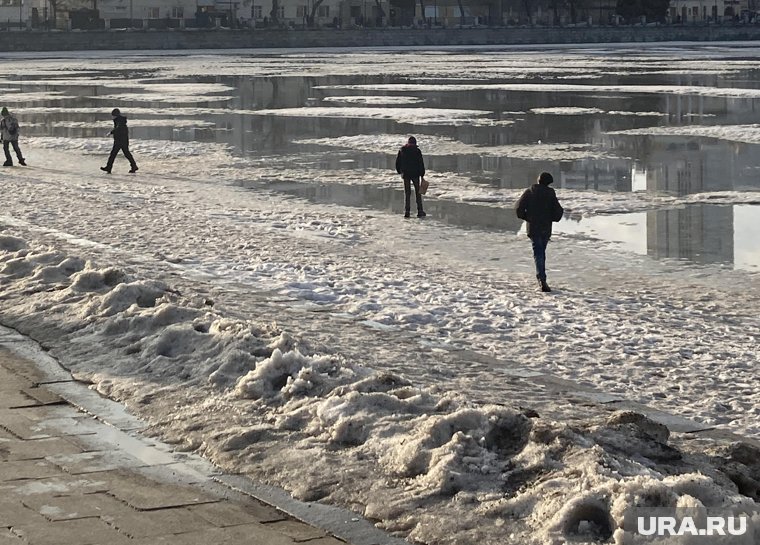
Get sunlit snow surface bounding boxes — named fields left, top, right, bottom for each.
left=0, top=44, right=759, bottom=545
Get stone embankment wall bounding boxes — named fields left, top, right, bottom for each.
left=1, top=26, right=759, bottom=52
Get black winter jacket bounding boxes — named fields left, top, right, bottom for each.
left=396, top=144, right=425, bottom=178
left=515, top=183, right=564, bottom=238
left=110, top=115, right=130, bottom=144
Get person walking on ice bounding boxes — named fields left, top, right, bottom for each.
left=395, top=136, right=426, bottom=218
left=101, top=108, right=138, bottom=174
left=515, top=172, right=564, bottom=292
left=1, top=107, right=26, bottom=167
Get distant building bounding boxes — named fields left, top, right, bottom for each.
left=669, top=0, right=752, bottom=21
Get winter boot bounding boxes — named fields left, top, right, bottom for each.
left=100, top=167, right=111, bottom=174
left=18, top=159, right=26, bottom=166
left=417, top=211, right=426, bottom=218
left=129, top=166, right=138, bottom=173
left=3, top=161, right=12, bottom=167
left=539, top=279, right=551, bottom=293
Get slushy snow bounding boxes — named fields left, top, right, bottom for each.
left=0, top=44, right=758, bottom=545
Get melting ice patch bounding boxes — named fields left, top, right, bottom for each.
left=2, top=91, right=71, bottom=102
left=26, top=136, right=231, bottom=158
left=46, top=119, right=217, bottom=129
left=607, top=124, right=760, bottom=145
left=295, top=134, right=611, bottom=160
left=322, top=96, right=426, bottom=105
left=531, top=107, right=605, bottom=115
left=314, top=82, right=760, bottom=99
left=93, top=94, right=233, bottom=104
left=252, top=107, right=494, bottom=126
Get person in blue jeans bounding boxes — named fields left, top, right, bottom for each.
left=515, top=172, right=564, bottom=292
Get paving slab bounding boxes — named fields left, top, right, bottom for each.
left=0, top=412, right=54, bottom=440
left=45, top=382, right=146, bottom=431
left=0, top=336, right=374, bottom=545
left=103, top=506, right=219, bottom=538
left=264, top=519, right=330, bottom=542
left=306, top=538, right=349, bottom=545
left=0, top=474, right=112, bottom=497
left=0, top=497, right=48, bottom=526
left=188, top=499, right=288, bottom=526
left=0, top=436, right=84, bottom=462
left=0, top=459, right=62, bottom=482
left=0, top=529, right=25, bottom=545
left=0, top=347, right=47, bottom=383
left=13, top=517, right=134, bottom=545
left=20, top=492, right=128, bottom=522
left=14, top=386, right=66, bottom=407
left=129, top=523, right=298, bottom=545
left=46, top=450, right=147, bottom=475
left=87, top=469, right=218, bottom=510
left=62, top=428, right=177, bottom=466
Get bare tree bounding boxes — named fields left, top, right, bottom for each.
left=270, top=0, right=280, bottom=25
left=49, top=0, right=60, bottom=27
left=521, top=0, right=532, bottom=23
left=457, top=0, right=466, bottom=25
left=374, top=0, right=386, bottom=25
left=308, top=0, right=325, bottom=26
left=551, top=0, right=561, bottom=24
left=419, top=0, right=428, bottom=26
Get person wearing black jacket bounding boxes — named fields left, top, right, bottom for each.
left=101, top=108, right=138, bottom=174
left=515, top=172, right=564, bottom=292
left=395, top=136, right=426, bottom=218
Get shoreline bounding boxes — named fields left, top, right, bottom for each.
left=0, top=25, right=760, bottom=52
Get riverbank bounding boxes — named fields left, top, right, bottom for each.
left=1, top=25, right=760, bottom=52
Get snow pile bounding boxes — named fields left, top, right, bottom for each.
left=0, top=232, right=758, bottom=545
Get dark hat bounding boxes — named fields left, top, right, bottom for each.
left=111, top=108, right=121, bottom=116
left=538, top=172, right=554, bottom=185
left=407, top=136, right=417, bottom=145
left=1, top=107, right=8, bottom=117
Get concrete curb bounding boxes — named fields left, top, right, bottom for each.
left=0, top=325, right=406, bottom=545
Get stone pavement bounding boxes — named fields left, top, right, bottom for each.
left=0, top=345, right=349, bottom=545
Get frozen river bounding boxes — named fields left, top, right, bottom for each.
left=0, top=44, right=759, bottom=545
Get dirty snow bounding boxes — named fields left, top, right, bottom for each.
left=0, top=44, right=759, bottom=545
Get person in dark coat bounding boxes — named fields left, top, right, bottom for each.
left=0, top=107, right=26, bottom=167
left=395, top=136, right=426, bottom=218
left=515, top=172, right=564, bottom=292
left=101, top=108, right=138, bottom=174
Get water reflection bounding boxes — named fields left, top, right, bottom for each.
left=269, top=180, right=758, bottom=271
left=4, top=49, right=760, bottom=272
left=6, top=54, right=760, bottom=200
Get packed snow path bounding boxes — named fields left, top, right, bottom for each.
left=2, top=146, right=758, bottom=438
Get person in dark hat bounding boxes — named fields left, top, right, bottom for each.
left=515, top=172, right=564, bottom=292
left=0, top=107, right=26, bottom=167
left=101, top=108, right=138, bottom=174
left=395, top=136, right=426, bottom=218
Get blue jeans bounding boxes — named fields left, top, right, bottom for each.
left=530, top=234, right=549, bottom=281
